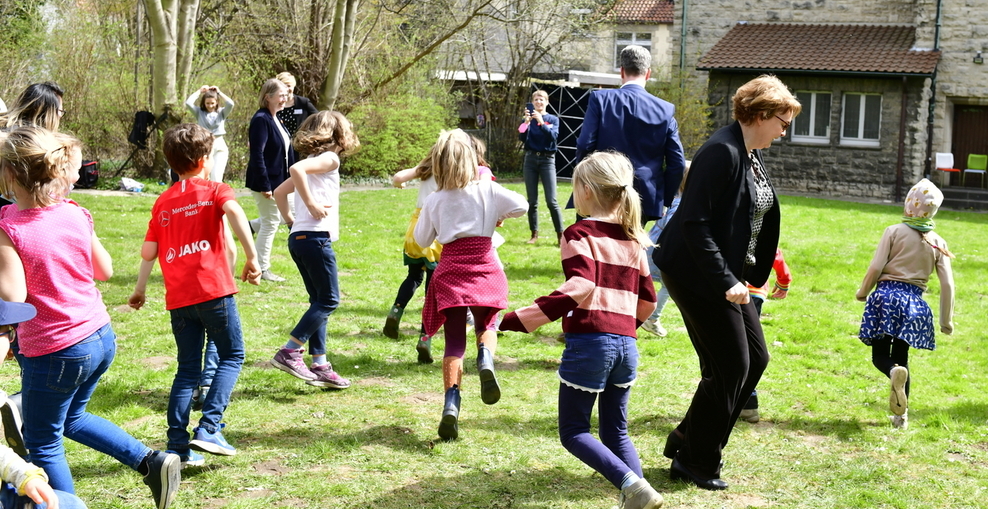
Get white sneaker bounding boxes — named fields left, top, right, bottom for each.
left=641, top=318, right=667, bottom=337
left=261, top=271, right=286, bottom=282
left=889, top=365, right=908, bottom=416
left=891, top=410, right=908, bottom=429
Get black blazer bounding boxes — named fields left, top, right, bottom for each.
left=654, top=121, right=780, bottom=291
left=245, top=108, right=294, bottom=193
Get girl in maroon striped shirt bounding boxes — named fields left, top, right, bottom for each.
left=500, top=152, right=662, bottom=509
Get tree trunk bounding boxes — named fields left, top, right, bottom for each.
left=176, top=0, right=200, bottom=99
left=320, top=0, right=359, bottom=110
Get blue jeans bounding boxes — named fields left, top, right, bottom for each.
left=288, top=232, right=340, bottom=355
left=167, top=296, right=245, bottom=452
left=558, top=333, right=638, bottom=392
left=16, top=324, right=151, bottom=493
left=0, top=485, right=87, bottom=509
left=200, top=340, right=218, bottom=387
left=523, top=152, right=564, bottom=233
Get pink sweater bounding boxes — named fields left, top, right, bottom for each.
left=500, top=220, right=656, bottom=337
left=0, top=202, right=110, bottom=357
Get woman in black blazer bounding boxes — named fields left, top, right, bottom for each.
left=654, top=75, right=800, bottom=490
left=246, top=78, right=295, bottom=281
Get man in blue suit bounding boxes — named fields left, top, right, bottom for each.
left=575, top=45, right=686, bottom=223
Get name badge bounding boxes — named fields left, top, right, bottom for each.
left=294, top=109, right=303, bottom=115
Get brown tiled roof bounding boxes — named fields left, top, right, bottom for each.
left=697, top=23, right=940, bottom=75
left=612, top=0, right=674, bottom=24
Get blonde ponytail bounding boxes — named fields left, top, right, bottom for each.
left=572, top=152, right=650, bottom=247
left=0, top=126, right=73, bottom=206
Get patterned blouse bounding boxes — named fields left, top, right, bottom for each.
left=745, top=151, right=774, bottom=266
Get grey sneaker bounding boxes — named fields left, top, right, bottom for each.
left=619, top=479, right=663, bottom=509
left=739, top=408, right=760, bottom=423
left=891, top=409, right=909, bottom=429
left=271, top=348, right=316, bottom=381
left=641, top=318, right=667, bottom=337
left=889, top=365, right=908, bottom=416
left=261, top=271, right=286, bottom=282
left=306, top=364, right=351, bottom=389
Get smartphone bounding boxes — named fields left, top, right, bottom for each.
left=526, top=102, right=534, bottom=114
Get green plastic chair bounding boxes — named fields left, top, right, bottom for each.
left=963, top=154, right=987, bottom=188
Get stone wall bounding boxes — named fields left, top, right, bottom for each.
left=707, top=73, right=931, bottom=201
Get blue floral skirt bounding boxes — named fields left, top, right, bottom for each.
left=859, top=280, right=935, bottom=350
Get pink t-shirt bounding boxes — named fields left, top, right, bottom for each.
left=0, top=202, right=111, bottom=357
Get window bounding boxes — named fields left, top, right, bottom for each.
left=615, top=32, right=651, bottom=69
left=792, top=91, right=831, bottom=144
left=841, top=93, right=882, bottom=147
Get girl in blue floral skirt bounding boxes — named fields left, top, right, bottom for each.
left=855, top=178, right=955, bottom=429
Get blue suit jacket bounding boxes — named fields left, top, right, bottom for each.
left=575, top=83, right=686, bottom=219
left=245, top=108, right=295, bottom=193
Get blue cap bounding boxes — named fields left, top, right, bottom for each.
left=0, top=298, right=36, bottom=326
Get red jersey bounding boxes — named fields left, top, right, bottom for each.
left=146, top=178, right=237, bottom=310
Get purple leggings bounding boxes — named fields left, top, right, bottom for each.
left=441, top=306, right=496, bottom=358
left=558, top=383, right=642, bottom=489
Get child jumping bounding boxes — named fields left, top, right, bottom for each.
left=271, top=111, right=360, bottom=389
left=0, top=126, right=180, bottom=509
left=856, top=178, right=954, bottom=429
left=499, top=152, right=662, bottom=509
left=414, top=129, right=527, bottom=441
left=129, top=123, right=261, bottom=464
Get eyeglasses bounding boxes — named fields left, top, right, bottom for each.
left=57, top=108, right=67, bottom=117
left=0, top=325, right=16, bottom=343
left=775, top=115, right=791, bottom=133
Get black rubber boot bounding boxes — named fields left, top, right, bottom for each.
left=438, top=385, right=461, bottom=440
left=383, top=304, right=404, bottom=339
left=477, top=343, right=500, bottom=405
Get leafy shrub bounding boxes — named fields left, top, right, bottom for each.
left=343, top=94, right=457, bottom=178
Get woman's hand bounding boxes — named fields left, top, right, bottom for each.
left=725, top=282, right=750, bottom=304
left=262, top=191, right=273, bottom=199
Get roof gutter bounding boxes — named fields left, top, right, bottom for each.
left=695, top=67, right=935, bottom=78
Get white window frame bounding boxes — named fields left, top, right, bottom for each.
left=791, top=91, right=832, bottom=145
left=840, top=93, right=882, bottom=148
left=614, top=32, right=652, bottom=70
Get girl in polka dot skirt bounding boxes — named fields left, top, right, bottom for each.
left=856, top=178, right=955, bottom=429
left=413, top=129, right=527, bottom=441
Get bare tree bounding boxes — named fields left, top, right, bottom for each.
left=142, top=0, right=201, bottom=121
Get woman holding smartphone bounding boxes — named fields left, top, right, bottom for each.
left=518, top=90, right=563, bottom=245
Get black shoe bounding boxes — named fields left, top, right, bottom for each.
left=663, top=429, right=683, bottom=459
left=438, top=385, right=461, bottom=441
left=0, top=392, right=26, bottom=457
left=191, top=385, right=209, bottom=412
left=383, top=305, right=403, bottom=339
left=142, top=451, right=182, bottom=509
left=670, top=457, right=728, bottom=491
left=477, top=343, right=500, bottom=405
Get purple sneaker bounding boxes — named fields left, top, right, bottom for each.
left=306, top=364, right=351, bottom=389
left=271, top=348, right=316, bottom=381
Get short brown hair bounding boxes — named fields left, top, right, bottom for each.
left=732, top=75, right=802, bottom=125
left=258, top=79, right=287, bottom=109
left=293, top=111, right=360, bottom=157
left=163, top=123, right=214, bottom=175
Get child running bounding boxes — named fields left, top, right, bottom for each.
left=128, top=123, right=261, bottom=464
left=413, top=129, right=527, bottom=441
left=271, top=111, right=359, bottom=389
left=855, top=178, right=954, bottom=429
left=0, top=126, right=181, bottom=509
left=499, top=152, right=661, bottom=509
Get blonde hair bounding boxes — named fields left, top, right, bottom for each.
left=293, top=111, right=360, bottom=157
left=258, top=79, right=287, bottom=109
left=0, top=126, right=74, bottom=206
left=531, top=90, right=548, bottom=102
left=573, top=151, right=649, bottom=247
left=431, top=129, right=477, bottom=191
left=733, top=75, right=802, bottom=125
left=276, top=72, right=297, bottom=89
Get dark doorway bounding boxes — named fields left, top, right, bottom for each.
left=951, top=104, right=988, bottom=188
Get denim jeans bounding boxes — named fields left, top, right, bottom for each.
left=16, top=323, right=151, bottom=493
left=0, top=485, right=88, bottom=509
left=200, top=340, right=218, bottom=387
left=167, top=296, right=245, bottom=452
left=288, top=232, right=340, bottom=355
left=523, top=152, right=564, bottom=233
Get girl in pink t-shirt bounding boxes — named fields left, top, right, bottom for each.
left=0, top=126, right=181, bottom=508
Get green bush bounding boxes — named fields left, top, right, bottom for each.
left=343, top=94, right=458, bottom=178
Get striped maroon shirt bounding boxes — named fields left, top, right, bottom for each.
left=500, top=220, right=656, bottom=337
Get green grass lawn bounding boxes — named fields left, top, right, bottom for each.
left=7, top=183, right=988, bottom=508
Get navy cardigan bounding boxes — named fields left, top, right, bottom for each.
left=245, top=108, right=295, bottom=193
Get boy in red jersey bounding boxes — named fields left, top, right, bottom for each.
left=129, top=123, right=261, bottom=466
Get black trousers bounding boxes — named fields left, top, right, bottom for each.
left=662, top=271, right=770, bottom=478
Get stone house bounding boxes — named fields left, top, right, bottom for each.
left=671, top=0, right=988, bottom=206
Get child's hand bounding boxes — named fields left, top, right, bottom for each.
left=24, top=477, right=59, bottom=509
left=242, top=258, right=262, bottom=286
left=771, top=286, right=788, bottom=299
left=128, top=292, right=146, bottom=310
left=306, top=202, right=331, bottom=220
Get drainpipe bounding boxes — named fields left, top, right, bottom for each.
left=679, top=0, right=688, bottom=74
left=923, top=0, right=944, bottom=182
left=896, top=76, right=908, bottom=202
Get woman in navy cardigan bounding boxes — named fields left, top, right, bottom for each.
left=654, top=75, right=800, bottom=491
left=246, top=78, right=294, bottom=281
